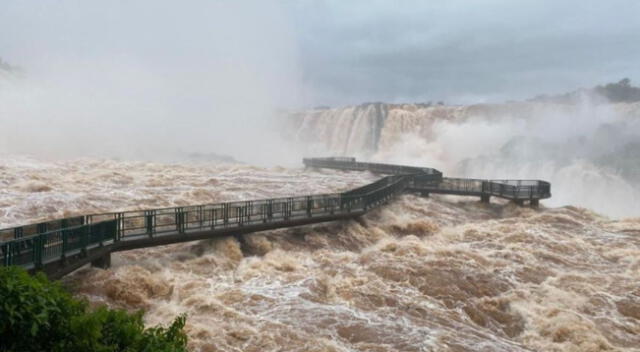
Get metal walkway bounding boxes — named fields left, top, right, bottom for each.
left=0, top=157, right=550, bottom=278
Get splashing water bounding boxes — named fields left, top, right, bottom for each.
left=289, top=101, right=640, bottom=217
left=2, top=154, right=638, bottom=351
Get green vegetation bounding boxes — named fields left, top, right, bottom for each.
left=531, top=78, right=640, bottom=104
left=0, top=57, right=18, bottom=72
left=594, top=78, right=640, bottom=103
left=0, top=266, right=188, bottom=352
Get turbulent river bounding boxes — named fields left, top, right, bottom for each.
left=1, top=154, right=639, bottom=352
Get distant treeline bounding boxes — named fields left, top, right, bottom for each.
left=0, top=57, right=23, bottom=75
left=531, top=78, right=640, bottom=104
left=0, top=57, right=16, bottom=72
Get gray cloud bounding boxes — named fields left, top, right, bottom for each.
left=288, top=0, right=640, bottom=105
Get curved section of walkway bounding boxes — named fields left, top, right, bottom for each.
left=304, top=157, right=551, bottom=202
left=0, top=157, right=551, bottom=278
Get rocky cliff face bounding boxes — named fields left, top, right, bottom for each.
left=287, top=101, right=640, bottom=217
left=289, top=101, right=640, bottom=156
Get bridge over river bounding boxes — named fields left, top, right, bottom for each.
left=0, top=157, right=551, bottom=279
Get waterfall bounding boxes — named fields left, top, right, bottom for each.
left=288, top=101, right=640, bottom=217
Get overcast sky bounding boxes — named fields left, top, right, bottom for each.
left=2, top=0, right=640, bottom=107
left=287, top=0, right=640, bottom=105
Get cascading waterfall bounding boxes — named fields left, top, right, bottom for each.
left=291, top=103, right=388, bottom=156
left=2, top=100, right=639, bottom=352
left=289, top=101, right=640, bottom=217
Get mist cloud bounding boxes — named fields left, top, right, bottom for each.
left=2, top=1, right=640, bottom=164
left=0, top=1, right=301, bottom=164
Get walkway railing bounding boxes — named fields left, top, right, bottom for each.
left=303, top=157, right=442, bottom=177
left=0, top=157, right=551, bottom=276
left=304, top=158, right=550, bottom=200
left=2, top=220, right=117, bottom=267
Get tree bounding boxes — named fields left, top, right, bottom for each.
left=0, top=266, right=188, bottom=352
left=596, top=78, right=640, bottom=103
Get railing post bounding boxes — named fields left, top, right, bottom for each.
left=282, top=201, right=288, bottom=220
left=116, top=213, right=124, bottom=241
left=31, top=237, right=37, bottom=267
left=8, top=242, right=16, bottom=266
left=145, top=210, right=154, bottom=237
left=2, top=243, right=8, bottom=266
left=94, top=222, right=109, bottom=247
left=176, top=207, right=185, bottom=234
left=6, top=242, right=13, bottom=265
left=306, top=196, right=312, bottom=217
left=182, top=208, right=186, bottom=232
left=323, top=195, right=328, bottom=214
left=110, top=219, right=117, bottom=242
left=35, top=234, right=44, bottom=269
left=183, top=209, right=187, bottom=232
left=289, top=198, right=294, bottom=218
left=286, top=198, right=291, bottom=219
left=93, top=221, right=102, bottom=247
left=62, top=229, right=68, bottom=261
left=480, top=181, right=491, bottom=203
left=81, top=226, right=88, bottom=256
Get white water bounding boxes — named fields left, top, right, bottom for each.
left=1, top=100, right=639, bottom=351
left=1, top=155, right=639, bottom=351
left=289, top=101, right=640, bottom=217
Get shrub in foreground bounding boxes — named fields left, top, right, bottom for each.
left=0, top=266, right=188, bottom=352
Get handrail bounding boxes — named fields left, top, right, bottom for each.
left=302, top=158, right=441, bottom=176
left=0, top=157, right=551, bottom=273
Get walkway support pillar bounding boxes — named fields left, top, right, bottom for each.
left=91, top=253, right=111, bottom=269
left=530, top=199, right=539, bottom=208
left=480, top=194, right=491, bottom=203
left=419, top=191, right=430, bottom=197
left=514, top=199, right=525, bottom=206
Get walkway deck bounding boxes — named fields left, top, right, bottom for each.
left=0, top=157, right=550, bottom=278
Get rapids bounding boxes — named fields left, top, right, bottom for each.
left=1, top=155, right=639, bottom=351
